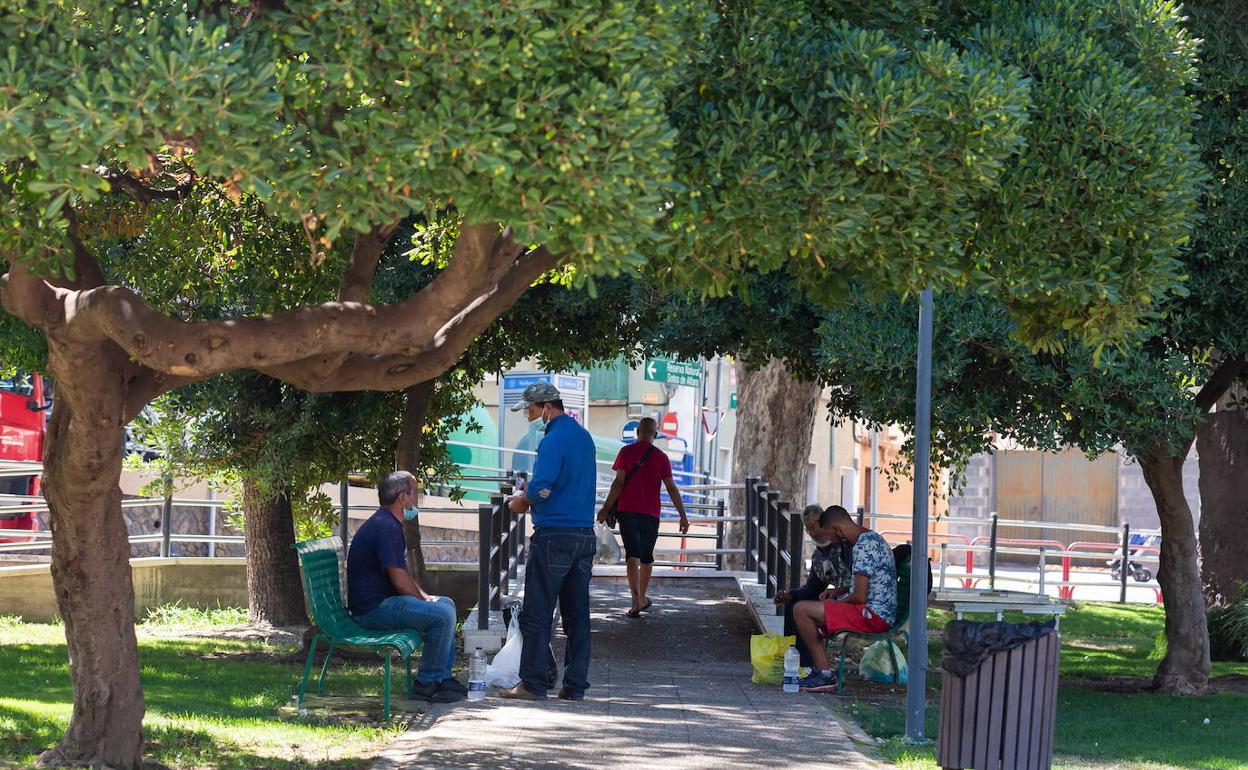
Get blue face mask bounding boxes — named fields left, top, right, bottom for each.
left=403, top=506, right=420, bottom=522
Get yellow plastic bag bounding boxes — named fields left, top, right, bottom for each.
left=750, top=633, right=796, bottom=685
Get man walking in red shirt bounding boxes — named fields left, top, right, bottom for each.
left=597, top=417, right=689, bottom=617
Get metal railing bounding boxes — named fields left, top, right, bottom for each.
left=862, top=509, right=1163, bottom=605
left=477, top=486, right=526, bottom=630
left=744, top=476, right=803, bottom=613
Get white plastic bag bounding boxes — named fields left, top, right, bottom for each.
left=859, top=640, right=908, bottom=684
left=484, top=613, right=523, bottom=688
left=595, top=523, right=621, bottom=564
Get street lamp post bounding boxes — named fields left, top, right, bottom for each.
left=906, top=288, right=934, bottom=741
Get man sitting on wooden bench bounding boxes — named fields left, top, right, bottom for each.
left=347, top=471, right=466, bottom=703
left=791, top=505, right=897, bottom=693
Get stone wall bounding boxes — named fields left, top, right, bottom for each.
left=0, top=558, right=481, bottom=623
left=0, top=558, right=248, bottom=623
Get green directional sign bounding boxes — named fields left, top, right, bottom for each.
left=644, top=358, right=701, bottom=388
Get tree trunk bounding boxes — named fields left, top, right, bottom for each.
left=1196, top=405, right=1248, bottom=605
left=726, top=358, right=822, bottom=569
left=37, top=343, right=145, bottom=769
left=241, top=479, right=306, bottom=626
left=1139, top=450, right=1211, bottom=694
left=396, top=379, right=436, bottom=587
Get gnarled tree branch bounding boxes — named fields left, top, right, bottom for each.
left=258, top=245, right=563, bottom=391
left=122, top=366, right=205, bottom=421
left=0, top=258, right=62, bottom=332
left=98, top=168, right=196, bottom=204
left=52, top=223, right=559, bottom=385
left=299, top=222, right=400, bottom=381
left=1196, top=355, right=1246, bottom=414
left=64, top=207, right=107, bottom=290
left=338, top=224, right=396, bottom=303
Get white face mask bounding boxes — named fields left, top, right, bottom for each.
left=813, top=538, right=832, bottom=548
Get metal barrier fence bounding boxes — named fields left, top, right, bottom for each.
left=743, top=476, right=803, bottom=611
left=863, top=510, right=1163, bottom=605
left=477, top=487, right=526, bottom=630
left=3, top=452, right=1167, bottom=609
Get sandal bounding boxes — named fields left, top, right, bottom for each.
left=625, top=608, right=642, bottom=618
left=640, top=599, right=653, bottom=612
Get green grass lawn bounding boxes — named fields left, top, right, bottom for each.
left=843, top=603, right=1248, bottom=770
left=0, top=610, right=407, bottom=769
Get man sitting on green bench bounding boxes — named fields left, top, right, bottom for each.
left=791, top=505, right=896, bottom=693
left=347, top=471, right=465, bottom=703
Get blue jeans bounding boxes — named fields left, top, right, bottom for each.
left=353, top=595, right=457, bottom=685
left=519, top=527, right=596, bottom=696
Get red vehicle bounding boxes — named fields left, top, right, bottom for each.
left=0, top=371, right=48, bottom=542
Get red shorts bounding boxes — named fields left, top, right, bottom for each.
left=823, top=601, right=891, bottom=635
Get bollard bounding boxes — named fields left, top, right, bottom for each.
left=766, top=490, right=781, bottom=596
left=1038, top=547, right=1046, bottom=596
left=785, top=507, right=802, bottom=595
left=743, top=477, right=758, bottom=572
left=160, top=487, right=173, bottom=559
left=516, top=513, right=527, bottom=567
left=477, top=503, right=492, bottom=630
left=1120, top=522, right=1130, bottom=604
left=752, top=481, right=768, bottom=579
left=339, top=480, right=349, bottom=561
left=754, top=483, right=769, bottom=584
left=715, top=498, right=726, bottom=571
left=489, top=495, right=505, bottom=609
left=988, top=511, right=999, bottom=590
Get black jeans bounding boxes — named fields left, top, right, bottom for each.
left=518, top=527, right=596, bottom=696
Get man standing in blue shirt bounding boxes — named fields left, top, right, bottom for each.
left=499, top=381, right=597, bottom=701
left=347, top=471, right=465, bottom=703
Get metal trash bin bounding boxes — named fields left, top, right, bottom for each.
left=937, top=620, right=1060, bottom=770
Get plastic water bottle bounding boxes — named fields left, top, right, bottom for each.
left=782, top=645, right=800, bottom=693
left=468, top=647, right=486, bottom=701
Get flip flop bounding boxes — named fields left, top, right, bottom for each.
left=640, top=599, right=653, bottom=613
left=625, top=608, right=642, bottom=618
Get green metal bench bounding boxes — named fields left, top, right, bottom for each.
left=823, top=560, right=911, bottom=692
left=294, top=536, right=424, bottom=720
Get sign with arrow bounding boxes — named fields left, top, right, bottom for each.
left=644, top=357, right=701, bottom=388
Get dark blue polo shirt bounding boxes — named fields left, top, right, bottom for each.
left=346, top=508, right=406, bottom=616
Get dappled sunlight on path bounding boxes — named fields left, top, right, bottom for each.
left=373, top=578, right=881, bottom=769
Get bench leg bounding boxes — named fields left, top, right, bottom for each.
left=317, top=642, right=336, bottom=695
left=383, top=652, right=392, bottom=721
left=836, top=635, right=850, bottom=693
left=297, top=636, right=320, bottom=709
left=405, top=656, right=413, bottom=700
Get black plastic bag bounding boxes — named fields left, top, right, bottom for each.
left=942, top=618, right=1057, bottom=677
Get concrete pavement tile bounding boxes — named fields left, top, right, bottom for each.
left=370, top=577, right=885, bottom=770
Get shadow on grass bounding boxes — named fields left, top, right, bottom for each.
left=0, top=703, right=373, bottom=770
left=0, top=630, right=400, bottom=770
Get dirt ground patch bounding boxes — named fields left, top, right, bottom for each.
left=1076, top=673, right=1248, bottom=694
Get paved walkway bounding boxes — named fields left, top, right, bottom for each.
left=372, top=577, right=884, bottom=770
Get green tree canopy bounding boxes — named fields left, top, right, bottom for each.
left=0, top=0, right=1213, bottom=765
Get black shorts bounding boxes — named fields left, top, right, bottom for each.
left=615, top=511, right=660, bottom=564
